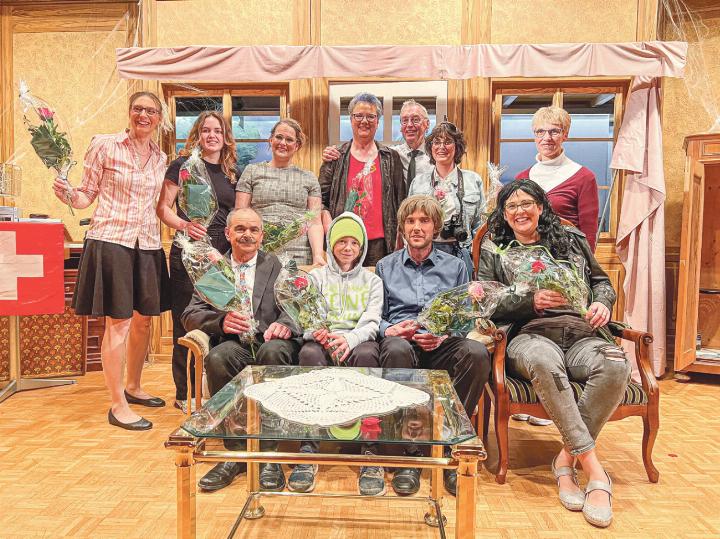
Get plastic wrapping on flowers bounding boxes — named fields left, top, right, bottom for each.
left=175, top=235, right=257, bottom=344
left=262, top=210, right=318, bottom=255
left=417, top=280, right=508, bottom=337
left=177, top=147, right=218, bottom=231
left=274, top=263, right=331, bottom=333
left=344, top=159, right=374, bottom=216
left=18, top=80, right=75, bottom=214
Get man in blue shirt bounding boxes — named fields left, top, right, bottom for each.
left=376, top=194, right=491, bottom=497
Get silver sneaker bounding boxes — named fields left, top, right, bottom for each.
left=358, top=452, right=386, bottom=496
left=583, top=471, right=613, bottom=527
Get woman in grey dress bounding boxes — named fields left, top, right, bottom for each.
left=235, top=119, right=325, bottom=266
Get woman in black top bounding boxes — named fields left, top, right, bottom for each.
left=156, top=110, right=238, bottom=413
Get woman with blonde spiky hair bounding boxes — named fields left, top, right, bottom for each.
left=157, top=110, right=239, bottom=414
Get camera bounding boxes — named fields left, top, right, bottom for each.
left=439, top=214, right=468, bottom=242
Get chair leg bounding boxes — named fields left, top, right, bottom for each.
left=642, top=409, right=660, bottom=483
left=482, top=390, right=491, bottom=445
left=494, top=397, right=509, bottom=485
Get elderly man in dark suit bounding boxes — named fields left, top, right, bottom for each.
left=182, top=207, right=300, bottom=493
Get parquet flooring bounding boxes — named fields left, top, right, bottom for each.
left=0, top=362, right=719, bottom=538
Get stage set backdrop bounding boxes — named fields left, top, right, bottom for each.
left=116, top=41, right=687, bottom=377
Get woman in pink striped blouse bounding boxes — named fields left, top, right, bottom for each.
left=52, top=91, right=171, bottom=431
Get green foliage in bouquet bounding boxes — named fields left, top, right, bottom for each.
left=28, top=115, right=73, bottom=172
left=177, top=148, right=217, bottom=226
left=262, top=210, right=318, bottom=254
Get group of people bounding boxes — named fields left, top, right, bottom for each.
left=54, top=90, right=628, bottom=528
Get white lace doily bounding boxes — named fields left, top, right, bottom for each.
left=243, top=369, right=430, bottom=427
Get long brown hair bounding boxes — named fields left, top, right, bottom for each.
left=180, top=111, right=238, bottom=184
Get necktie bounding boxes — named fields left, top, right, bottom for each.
left=407, top=149, right=420, bottom=186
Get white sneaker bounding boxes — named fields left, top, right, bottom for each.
left=511, top=414, right=530, bottom=421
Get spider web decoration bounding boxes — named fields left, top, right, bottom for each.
left=244, top=369, right=430, bottom=427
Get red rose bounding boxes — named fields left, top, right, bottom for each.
left=179, top=169, right=191, bottom=181
left=38, top=107, right=54, bottom=121
left=434, top=188, right=446, bottom=201
left=531, top=260, right=546, bottom=273
left=360, top=417, right=382, bottom=440
left=293, top=276, right=308, bottom=289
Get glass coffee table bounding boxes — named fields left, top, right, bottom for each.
left=166, top=365, right=486, bottom=539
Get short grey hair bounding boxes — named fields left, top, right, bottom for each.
left=400, top=99, right=429, bottom=119
left=226, top=207, right=263, bottom=228
left=347, top=92, right=382, bottom=116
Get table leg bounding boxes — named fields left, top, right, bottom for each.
left=454, top=455, right=478, bottom=539
left=176, top=447, right=196, bottom=539
left=245, top=398, right=265, bottom=519
left=425, top=396, right=447, bottom=527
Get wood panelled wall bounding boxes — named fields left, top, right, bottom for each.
left=0, top=0, right=683, bottom=369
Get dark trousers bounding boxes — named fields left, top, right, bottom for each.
left=379, top=336, right=490, bottom=419
left=169, top=232, right=229, bottom=401
left=363, top=238, right=388, bottom=267
left=298, top=340, right=380, bottom=454
left=206, top=337, right=301, bottom=450
left=298, top=340, right=380, bottom=367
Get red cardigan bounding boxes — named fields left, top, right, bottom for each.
left=515, top=166, right=599, bottom=252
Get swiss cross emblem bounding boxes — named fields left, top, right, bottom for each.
left=0, top=222, right=64, bottom=315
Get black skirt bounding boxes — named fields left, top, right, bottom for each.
left=72, top=238, right=171, bottom=319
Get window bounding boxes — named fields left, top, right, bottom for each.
left=328, top=81, right=448, bottom=146
left=164, top=86, right=287, bottom=172
left=492, top=82, right=627, bottom=238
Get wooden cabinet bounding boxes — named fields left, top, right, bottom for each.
left=674, top=133, right=720, bottom=374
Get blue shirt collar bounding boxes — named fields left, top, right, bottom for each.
left=401, top=246, right=440, bottom=267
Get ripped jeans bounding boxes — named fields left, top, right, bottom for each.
left=506, top=333, right=631, bottom=455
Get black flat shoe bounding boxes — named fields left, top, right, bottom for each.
left=108, top=409, right=152, bottom=431
left=198, top=462, right=246, bottom=491
left=443, top=468, right=457, bottom=496
left=124, top=390, right=166, bottom=408
left=391, top=467, right=421, bottom=495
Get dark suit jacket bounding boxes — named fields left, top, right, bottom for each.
left=181, top=250, right=298, bottom=343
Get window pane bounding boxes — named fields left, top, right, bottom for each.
left=563, top=94, right=615, bottom=138
left=391, top=97, right=437, bottom=142
left=232, top=96, right=281, bottom=139
left=563, top=141, right=613, bottom=185
left=499, top=141, right=537, bottom=183
left=500, top=94, right=554, bottom=140
left=175, top=97, right=223, bottom=139
left=175, top=142, right=186, bottom=156
left=236, top=142, right=271, bottom=171
left=339, top=96, right=384, bottom=142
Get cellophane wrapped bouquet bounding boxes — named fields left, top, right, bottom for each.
left=176, top=147, right=217, bottom=239
left=18, top=80, right=75, bottom=214
left=175, top=235, right=257, bottom=346
left=344, top=159, right=374, bottom=217
left=417, top=280, right=508, bottom=337
left=496, top=241, right=614, bottom=341
left=262, top=210, right=318, bottom=255
left=484, top=162, right=506, bottom=215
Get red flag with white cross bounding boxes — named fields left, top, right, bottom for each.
left=0, top=222, right=65, bottom=315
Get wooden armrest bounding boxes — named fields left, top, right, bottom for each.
left=614, top=325, right=658, bottom=397
left=178, top=329, right=211, bottom=361
left=490, top=328, right=508, bottom=393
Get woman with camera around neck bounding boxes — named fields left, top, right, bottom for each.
left=408, top=122, right=484, bottom=278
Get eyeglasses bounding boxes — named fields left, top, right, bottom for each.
left=271, top=133, right=297, bottom=145
left=504, top=200, right=537, bottom=213
left=400, top=116, right=426, bottom=126
left=431, top=138, right=454, bottom=147
left=131, top=105, right=160, bottom=117
left=351, top=113, right=378, bottom=123
left=533, top=128, right=563, bottom=139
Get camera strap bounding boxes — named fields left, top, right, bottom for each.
left=431, top=168, right=465, bottom=221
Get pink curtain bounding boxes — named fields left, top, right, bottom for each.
left=115, top=42, right=687, bottom=81
left=611, top=77, right=667, bottom=378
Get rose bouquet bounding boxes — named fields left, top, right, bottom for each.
left=18, top=80, right=75, bottom=214
left=176, top=147, right=217, bottom=237
left=484, top=162, right=506, bottom=215
left=417, top=280, right=508, bottom=337
left=175, top=234, right=257, bottom=346
left=262, top=210, right=318, bottom=255
left=344, top=159, right=375, bottom=217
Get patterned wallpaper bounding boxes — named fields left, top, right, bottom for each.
left=12, top=30, right=128, bottom=242
left=157, top=0, right=294, bottom=46
left=491, top=0, right=637, bottom=44
left=320, top=0, right=463, bottom=45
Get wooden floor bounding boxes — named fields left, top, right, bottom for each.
left=1, top=363, right=719, bottom=538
